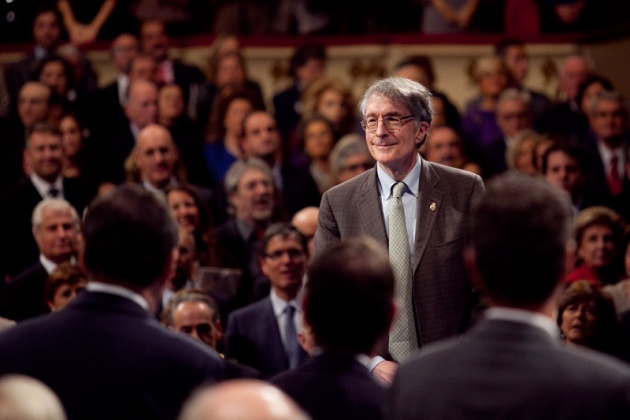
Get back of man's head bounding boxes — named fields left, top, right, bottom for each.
left=471, top=173, right=572, bottom=307
left=83, top=184, right=178, bottom=288
left=305, top=237, right=395, bottom=355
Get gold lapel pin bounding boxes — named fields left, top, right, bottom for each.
left=430, top=202, right=437, bottom=211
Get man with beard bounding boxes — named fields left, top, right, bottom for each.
left=215, top=158, right=278, bottom=312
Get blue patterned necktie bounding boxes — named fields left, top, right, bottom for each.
left=284, top=304, right=300, bottom=368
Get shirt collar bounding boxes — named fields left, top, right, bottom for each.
left=31, top=174, right=63, bottom=198
left=485, top=307, right=560, bottom=339
left=86, top=281, right=150, bottom=311
left=269, top=288, right=302, bottom=317
left=117, top=74, right=130, bottom=105
left=39, top=254, right=58, bottom=274
left=376, top=153, right=421, bottom=200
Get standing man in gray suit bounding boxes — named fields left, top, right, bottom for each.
left=314, top=77, right=485, bottom=384
left=390, top=173, right=630, bottom=419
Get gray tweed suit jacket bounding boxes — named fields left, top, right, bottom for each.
left=314, top=158, right=485, bottom=351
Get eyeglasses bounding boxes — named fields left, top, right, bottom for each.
left=264, top=249, right=305, bottom=261
left=361, top=115, right=415, bottom=133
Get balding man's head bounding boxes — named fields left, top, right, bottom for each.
left=179, top=380, right=309, bottom=420
left=292, top=207, right=319, bottom=256
left=125, top=80, right=158, bottom=128
left=135, top=124, right=179, bottom=189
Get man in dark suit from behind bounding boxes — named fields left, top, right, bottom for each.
left=226, top=223, right=309, bottom=378
left=272, top=236, right=394, bottom=420
left=0, top=184, right=226, bottom=420
left=1, top=198, right=81, bottom=321
left=389, top=173, right=630, bottom=420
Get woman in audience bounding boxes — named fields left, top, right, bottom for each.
left=44, top=263, right=87, bottom=312
left=33, top=55, right=76, bottom=111
left=166, top=185, right=217, bottom=267
left=299, top=115, right=337, bottom=194
left=461, top=56, right=508, bottom=160
left=507, top=129, right=538, bottom=175
left=204, top=90, right=257, bottom=182
left=59, top=112, right=88, bottom=179
left=301, top=77, right=357, bottom=140
left=567, top=206, right=625, bottom=286
left=557, top=280, right=619, bottom=356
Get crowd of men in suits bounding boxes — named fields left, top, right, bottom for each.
left=1, top=5, right=630, bottom=420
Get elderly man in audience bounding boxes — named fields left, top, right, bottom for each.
left=1, top=198, right=80, bottom=321
left=481, top=88, right=534, bottom=178
left=226, top=223, right=309, bottom=378
left=215, top=158, right=279, bottom=310
left=88, top=79, right=158, bottom=186
left=551, top=54, right=592, bottom=137
left=162, top=288, right=221, bottom=351
left=1, top=122, right=95, bottom=279
left=0, top=185, right=226, bottom=419
left=272, top=237, right=394, bottom=419
left=390, top=172, right=630, bottom=420
left=328, top=134, right=375, bottom=185
left=582, top=91, right=630, bottom=220
left=240, top=110, right=320, bottom=216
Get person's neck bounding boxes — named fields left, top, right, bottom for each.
left=273, top=286, right=299, bottom=302
left=601, top=136, right=623, bottom=151
left=37, top=171, right=61, bottom=184
left=158, top=115, right=176, bottom=127
left=224, top=133, right=242, bottom=158
left=311, top=157, right=330, bottom=173
left=480, top=95, right=498, bottom=111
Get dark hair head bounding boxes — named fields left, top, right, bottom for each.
left=290, top=44, right=327, bottom=78
left=298, top=114, right=336, bottom=154
left=32, top=55, right=75, bottom=93
left=393, top=55, right=435, bottom=87
left=260, top=223, right=307, bottom=256
left=494, top=38, right=525, bottom=58
left=576, top=74, right=614, bottom=113
left=471, top=172, right=572, bottom=306
left=305, top=236, right=394, bottom=354
left=541, top=142, right=586, bottom=175
left=83, top=184, right=179, bottom=288
left=26, top=121, right=62, bottom=147
left=206, top=88, right=259, bottom=142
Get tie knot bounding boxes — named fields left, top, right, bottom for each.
left=48, top=187, right=60, bottom=198
left=285, top=304, right=295, bottom=317
left=392, top=182, right=406, bottom=199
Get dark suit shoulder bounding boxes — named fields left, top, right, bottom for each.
left=227, top=297, right=271, bottom=326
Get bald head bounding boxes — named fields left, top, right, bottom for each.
left=292, top=207, right=319, bottom=256
left=135, top=124, right=178, bottom=189
left=125, top=80, right=158, bottom=128
left=179, top=380, right=309, bottom=420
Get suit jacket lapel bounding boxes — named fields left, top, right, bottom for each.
left=359, top=169, right=387, bottom=248
left=412, top=160, right=443, bottom=271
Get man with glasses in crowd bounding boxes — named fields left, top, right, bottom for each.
left=314, top=77, right=485, bottom=385
left=225, top=223, right=309, bottom=378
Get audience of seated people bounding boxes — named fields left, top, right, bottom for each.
left=4, top=9, right=630, bottom=418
